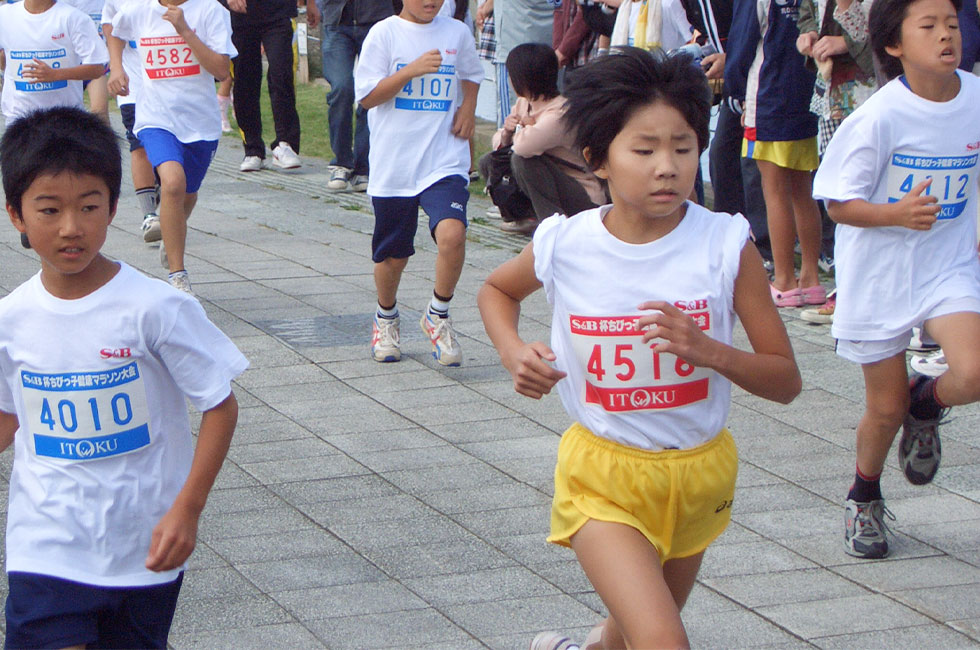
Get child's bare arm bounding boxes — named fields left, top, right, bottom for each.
left=827, top=178, right=939, bottom=230
left=478, top=244, right=567, bottom=399
left=162, top=2, right=231, bottom=81
left=105, top=25, right=129, bottom=96
left=451, top=80, right=479, bottom=139
left=20, top=60, right=104, bottom=83
left=359, top=49, right=443, bottom=109
left=145, top=392, right=238, bottom=572
left=638, top=243, right=801, bottom=404
left=0, top=411, right=17, bottom=453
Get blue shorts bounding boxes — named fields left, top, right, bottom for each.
left=119, top=103, right=142, bottom=152
left=371, top=175, right=469, bottom=263
left=4, top=571, right=183, bottom=649
left=138, top=128, right=218, bottom=193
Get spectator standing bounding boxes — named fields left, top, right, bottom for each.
left=319, top=0, right=393, bottom=191
left=489, top=0, right=553, bottom=125
left=229, top=0, right=318, bottom=173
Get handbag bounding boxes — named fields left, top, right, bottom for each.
left=486, top=147, right=535, bottom=222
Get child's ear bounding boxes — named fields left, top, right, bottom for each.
left=584, top=147, right=609, bottom=180
left=7, top=203, right=26, bottom=234
left=884, top=42, right=903, bottom=59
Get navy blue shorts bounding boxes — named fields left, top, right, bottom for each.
left=4, top=571, right=183, bottom=649
left=139, top=128, right=217, bottom=193
left=119, top=103, right=142, bottom=152
left=371, top=175, right=469, bottom=263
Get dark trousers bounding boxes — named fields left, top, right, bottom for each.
left=478, top=152, right=600, bottom=220
left=321, top=24, right=373, bottom=174
left=232, top=17, right=300, bottom=158
left=709, top=101, right=770, bottom=260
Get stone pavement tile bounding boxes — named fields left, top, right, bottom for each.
left=269, top=474, right=401, bottom=506
left=197, top=280, right=283, bottom=301
left=237, top=553, right=386, bottom=592
left=222, top=260, right=325, bottom=280
left=804, top=470, right=946, bottom=503
left=403, top=566, right=562, bottom=609
left=345, top=370, right=458, bottom=394
left=169, top=594, right=293, bottom=635
left=305, top=608, right=475, bottom=649
left=698, top=540, right=817, bottom=579
left=892, top=583, right=980, bottom=621
left=352, top=445, right=484, bottom=473
left=936, top=464, right=980, bottom=501
left=454, top=505, right=550, bottom=540
left=326, top=427, right=446, bottom=454
left=533, top=559, right=596, bottom=595
left=886, top=494, right=980, bottom=526
left=399, top=400, right=519, bottom=426
left=212, top=460, right=260, bottom=489
left=757, top=594, right=933, bottom=639
left=703, top=567, right=869, bottom=609
left=234, top=404, right=287, bottom=426
left=381, top=461, right=515, bottom=496
left=301, top=493, right=437, bottom=526
left=305, top=410, right=418, bottom=435
left=763, top=450, right=860, bottom=482
left=737, top=431, right=847, bottom=466
left=682, top=582, right=745, bottom=616
left=733, top=482, right=832, bottom=514
left=734, top=389, right=860, bottom=437
left=245, top=380, right=360, bottom=405
left=327, top=515, right=477, bottom=553
left=792, top=529, right=942, bottom=567
left=227, top=417, right=316, bottom=446
left=444, top=594, right=598, bottom=639
left=486, top=455, right=559, bottom=489
left=320, top=356, right=431, bottom=380
left=271, top=394, right=386, bottom=422
left=427, top=416, right=563, bottom=444
left=712, top=521, right=765, bottom=546
left=460, top=436, right=560, bottom=463
left=206, top=528, right=349, bottom=564
left=203, top=485, right=286, bottom=514
left=239, top=454, right=369, bottom=484
left=180, top=566, right=262, bottom=601
left=168, top=622, right=323, bottom=650
left=272, top=580, right=429, bottom=622
left=416, top=483, right=552, bottom=515
left=372, top=384, right=490, bottom=410
left=185, top=542, right=230, bottom=571
left=839, top=555, right=980, bottom=592
left=257, top=275, right=365, bottom=296
left=198, top=506, right=316, bottom=542
left=814, top=623, right=979, bottom=649
left=950, top=618, right=980, bottom=642
left=362, top=537, right=518, bottom=579
left=685, top=608, right=806, bottom=647
left=734, top=462, right=785, bottom=489
left=735, top=503, right=843, bottom=540
left=237, top=345, right=311, bottom=369
left=492, top=533, right=575, bottom=569
left=226, top=437, right=343, bottom=464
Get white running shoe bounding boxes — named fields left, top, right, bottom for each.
left=327, top=166, right=351, bottom=190
left=168, top=270, right=193, bottom=294
left=141, top=214, right=161, bottom=243
left=272, top=142, right=301, bottom=169
left=910, top=349, right=948, bottom=377
left=420, top=310, right=462, bottom=366
left=350, top=174, right=369, bottom=192
left=371, top=315, right=401, bottom=362
left=529, top=632, right=580, bottom=650
left=239, top=155, right=264, bottom=172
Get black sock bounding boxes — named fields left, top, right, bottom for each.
left=909, top=374, right=943, bottom=421
left=848, top=467, right=882, bottom=502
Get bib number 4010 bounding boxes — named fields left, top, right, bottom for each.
left=38, top=393, right=133, bottom=434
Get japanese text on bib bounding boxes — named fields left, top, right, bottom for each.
left=395, top=63, right=454, bottom=112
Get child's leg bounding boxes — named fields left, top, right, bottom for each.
left=433, top=217, right=466, bottom=299
left=787, top=169, right=822, bottom=289
left=856, top=352, right=910, bottom=478
left=924, top=311, right=980, bottom=406
left=375, top=257, right=410, bottom=307
left=572, top=520, right=691, bottom=649
left=157, top=161, right=189, bottom=273
left=756, top=160, right=799, bottom=291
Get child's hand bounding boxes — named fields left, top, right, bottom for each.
left=108, top=69, right=130, bottom=96
left=812, top=35, right=847, bottom=62
left=145, top=502, right=199, bottom=572
left=21, top=58, right=60, bottom=82
left=162, top=1, right=190, bottom=35
left=502, top=341, right=567, bottom=399
left=796, top=31, right=818, bottom=56
left=503, top=113, right=521, bottom=134
left=701, top=52, right=725, bottom=80
left=637, top=301, right=719, bottom=369
left=452, top=107, right=476, bottom=139
left=891, top=178, right=939, bottom=230
left=406, top=49, right=443, bottom=78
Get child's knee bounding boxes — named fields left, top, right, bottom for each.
left=434, top=219, right=467, bottom=250
left=946, top=356, right=980, bottom=401
left=865, top=391, right=910, bottom=429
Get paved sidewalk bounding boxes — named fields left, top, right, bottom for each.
left=0, top=128, right=978, bottom=649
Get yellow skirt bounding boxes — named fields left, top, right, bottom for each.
left=742, top=137, right=819, bottom=172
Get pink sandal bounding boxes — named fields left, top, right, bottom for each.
left=801, top=285, right=827, bottom=305
left=770, top=284, right=804, bottom=308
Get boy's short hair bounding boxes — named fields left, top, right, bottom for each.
left=561, top=47, right=711, bottom=171
left=506, top=43, right=560, bottom=101
left=870, top=0, right=963, bottom=80
left=1, top=106, right=122, bottom=215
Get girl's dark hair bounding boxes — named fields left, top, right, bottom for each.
left=870, top=0, right=963, bottom=80
left=561, top=47, right=711, bottom=171
left=506, top=43, right=560, bottom=101
left=1, top=106, right=121, bottom=215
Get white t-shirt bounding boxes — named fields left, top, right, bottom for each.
left=354, top=15, right=483, bottom=197
left=813, top=73, right=980, bottom=341
left=626, top=0, right=693, bottom=51
left=0, top=1, right=107, bottom=121
left=101, top=0, right=142, bottom=107
left=533, top=203, right=750, bottom=451
left=110, top=0, right=236, bottom=142
left=436, top=0, right=474, bottom=32
left=61, top=0, right=105, bottom=37
left=0, top=263, right=248, bottom=587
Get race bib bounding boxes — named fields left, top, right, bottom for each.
left=21, top=361, right=152, bottom=462
left=886, top=153, right=978, bottom=220
left=394, top=63, right=454, bottom=112
left=569, top=307, right=712, bottom=412
left=8, top=48, right=68, bottom=92
left=140, top=35, right=200, bottom=79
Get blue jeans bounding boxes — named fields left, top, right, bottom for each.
left=321, top=24, right=372, bottom=174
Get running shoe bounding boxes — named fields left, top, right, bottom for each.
left=907, top=327, right=940, bottom=353
left=910, top=349, right=947, bottom=378
left=844, top=498, right=894, bottom=559
left=327, top=166, right=351, bottom=190
left=168, top=270, right=193, bottom=294
left=420, top=310, right=462, bottom=366
left=529, top=632, right=580, bottom=650
left=141, top=214, right=161, bottom=243
left=239, top=155, right=264, bottom=172
left=898, top=374, right=946, bottom=485
left=800, top=289, right=836, bottom=324
left=351, top=174, right=369, bottom=192
left=371, top=315, right=401, bottom=363
left=272, top=142, right=301, bottom=169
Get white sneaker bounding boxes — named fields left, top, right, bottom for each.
left=327, top=166, right=351, bottom=190
left=239, top=155, right=264, bottom=172
left=159, top=241, right=169, bottom=269
left=141, top=214, right=161, bottom=243
left=371, top=315, right=401, bottom=362
left=420, top=310, right=462, bottom=367
left=910, top=349, right=948, bottom=377
left=907, top=327, right=940, bottom=353
left=351, top=174, right=368, bottom=192
left=168, top=270, right=193, bottom=294
left=272, top=142, right=301, bottom=169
